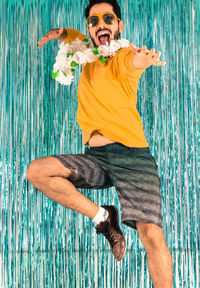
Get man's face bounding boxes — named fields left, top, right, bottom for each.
left=87, top=3, right=124, bottom=47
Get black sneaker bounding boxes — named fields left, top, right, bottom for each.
left=95, top=205, right=126, bottom=261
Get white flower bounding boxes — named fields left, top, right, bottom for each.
left=98, top=41, right=120, bottom=57
left=117, top=38, right=130, bottom=47
left=53, top=37, right=130, bottom=85
left=70, top=38, right=87, bottom=52
left=110, top=40, right=121, bottom=50
left=56, top=70, right=74, bottom=85
left=73, top=51, right=87, bottom=65
left=55, top=53, right=67, bottom=66
left=98, top=45, right=111, bottom=57
left=84, top=49, right=99, bottom=63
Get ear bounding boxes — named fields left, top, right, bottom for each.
left=87, top=25, right=89, bottom=35
left=119, top=20, right=124, bottom=33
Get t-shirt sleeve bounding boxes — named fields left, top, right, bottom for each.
left=115, top=47, right=146, bottom=81
left=63, top=28, right=87, bottom=43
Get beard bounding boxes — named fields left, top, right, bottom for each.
left=89, top=28, right=121, bottom=47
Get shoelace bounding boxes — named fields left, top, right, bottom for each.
left=95, top=221, right=118, bottom=247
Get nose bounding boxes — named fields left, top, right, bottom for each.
left=96, top=16, right=107, bottom=29
left=96, top=24, right=110, bottom=36
left=98, top=17, right=105, bottom=26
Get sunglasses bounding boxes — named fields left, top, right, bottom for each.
left=86, top=13, right=121, bottom=27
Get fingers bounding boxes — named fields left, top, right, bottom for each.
left=154, top=60, right=166, bottom=66
left=130, top=44, right=153, bottom=55
left=141, top=45, right=148, bottom=54
left=149, top=48, right=155, bottom=57
left=37, top=29, right=62, bottom=49
left=140, top=47, right=166, bottom=66
left=138, top=46, right=154, bottom=56
left=37, top=40, right=44, bottom=49
left=152, top=51, right=166, bottom=66
left=59, top=27, right=64, bottom=34
left=37, top=41, right=42, bottom=49
left=37, top=35, right=50, bottom=49
left=140, top=46, right=155, bottom=56
left=153, top=51, right=161, bottom=61
left=129, top=43, right=140, bottom=53
left=130, top=42, right=166, bottom=67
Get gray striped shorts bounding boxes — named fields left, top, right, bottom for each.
left=52, top=143, right=163, bottom=230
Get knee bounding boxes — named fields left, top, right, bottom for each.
left=26, top=160, right=40, bottom=183
left=136, top=222, right=166, bottom=251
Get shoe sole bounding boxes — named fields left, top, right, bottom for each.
left=107, top=205, right=127, bottom=261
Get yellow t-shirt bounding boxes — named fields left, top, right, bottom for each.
left=63, top=28, right=148, bottom=147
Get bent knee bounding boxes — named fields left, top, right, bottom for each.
left=26, top=159, right=43, bottom=183
left=26, top=156, right=73, bottom=183
left=136, top=222, right=166, bottom=250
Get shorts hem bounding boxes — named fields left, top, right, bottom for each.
left=122, top=217, right=163, bottom=230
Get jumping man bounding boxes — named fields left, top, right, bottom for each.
left=27, top=1, right=173, bottom=287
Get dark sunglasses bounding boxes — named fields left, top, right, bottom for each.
left=86, top=13, right=121, bottom=27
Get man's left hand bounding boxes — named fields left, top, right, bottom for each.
left=129, top=43, right=166, bottom=69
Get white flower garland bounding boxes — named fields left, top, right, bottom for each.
left=52, top=37, right=130, bottom=85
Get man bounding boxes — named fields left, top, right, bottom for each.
left=28, top=0, right=173, bottom=287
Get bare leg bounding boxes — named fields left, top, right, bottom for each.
left=136, top=222, right=173, bottom=288
left=26, top=156, right=100, bottom=219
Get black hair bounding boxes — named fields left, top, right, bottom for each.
left=85, top=0, right=122, bottom=20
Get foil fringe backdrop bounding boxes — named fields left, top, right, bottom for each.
left=0, top=0, right=199, bottom=287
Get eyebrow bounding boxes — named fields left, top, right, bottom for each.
left=90, top=12, right=113, bottom=16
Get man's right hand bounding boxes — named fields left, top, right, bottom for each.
left=37, top=27, right=65, bottom=49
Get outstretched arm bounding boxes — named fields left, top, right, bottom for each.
left=130, top=44, right=166, bottom=70
left=37, top=27, right=87, bottom=49
left=37, top=27, right=68, bottom=49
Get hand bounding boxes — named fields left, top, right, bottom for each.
left=37, top=27, right=64, bottom=49
left=129, top=43, right=166, bottom=69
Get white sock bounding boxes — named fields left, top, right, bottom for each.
left=92, top=207, right=109, bottom=226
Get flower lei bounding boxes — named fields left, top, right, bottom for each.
left=52, top=37, right=130, bottom=85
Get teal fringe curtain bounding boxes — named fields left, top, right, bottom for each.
left=0, top=0, right=199, bottom=287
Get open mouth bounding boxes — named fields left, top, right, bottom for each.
left=98, top=33, right=111, bottom=45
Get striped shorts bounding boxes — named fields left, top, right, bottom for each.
left=52, top=143, right=163, bottom=230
